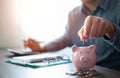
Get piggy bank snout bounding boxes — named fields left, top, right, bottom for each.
left=80, top=55, right=89, bottom=63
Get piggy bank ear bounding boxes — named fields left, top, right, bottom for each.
left=71, top=45, right=79, bottom=53
left=88, top=45, right=96, bottom=52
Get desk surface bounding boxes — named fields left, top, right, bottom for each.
left=0, top=49, right=120, bottom=78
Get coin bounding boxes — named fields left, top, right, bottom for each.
left=66, top=70, right=77, bottom=75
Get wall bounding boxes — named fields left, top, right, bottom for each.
left=0, top=0, right=23, bottom=49
left=0, top=0, right=81, bottom=49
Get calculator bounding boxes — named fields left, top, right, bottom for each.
left=7, top=48, right=40, bottom=56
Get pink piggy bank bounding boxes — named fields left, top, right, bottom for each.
left=72, top=45, right=96, bottom=71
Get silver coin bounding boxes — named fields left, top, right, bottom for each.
left=66, top=70, right=77, bottom=75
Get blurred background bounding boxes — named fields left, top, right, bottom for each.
left=0, top=0, right=81, bottom=49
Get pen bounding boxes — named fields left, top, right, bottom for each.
left=29, top=56, right=59, bottom=63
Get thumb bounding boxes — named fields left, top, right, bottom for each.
left=78, top=26, right=85, bottom=41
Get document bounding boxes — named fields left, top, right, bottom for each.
left=6, top=47, right=72, bottom=68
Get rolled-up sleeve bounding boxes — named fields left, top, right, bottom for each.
left=104, top=24, right=120, bottom=52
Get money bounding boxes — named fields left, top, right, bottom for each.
left=66, top=69, right=99, bottom=77
left=66, top=70, right=77, bottom=75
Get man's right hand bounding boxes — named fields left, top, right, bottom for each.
left=78, top=15, right=116, bottom=41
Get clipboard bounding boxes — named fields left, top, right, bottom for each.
left=6, top=54, right=72, bottom=68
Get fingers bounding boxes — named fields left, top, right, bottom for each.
left=23, top=38, right=41, bottom=52
left=89, top=17, right=101, bottom=37
left=83, top=15, right=92, bottom=41
left=78, top=15, right=93, bottom=41
left=24, top=41, right=28, bottom=48
left=78, top=15, right=111, bottom=41
left=96, top=20, right=105, bottom=37
left=23, top=38, right=38, bottom=48
left=78, top=26, right=85, bottom=41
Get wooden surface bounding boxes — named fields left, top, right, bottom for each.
left=0, top=49, right=120, bottom=78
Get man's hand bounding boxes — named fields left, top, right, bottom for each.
left=78, top=15, right=116, bottom=41
left=24, top=38, right=44, bottom=52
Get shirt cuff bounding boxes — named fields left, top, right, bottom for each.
left=103, top=24, right=120, bottom=51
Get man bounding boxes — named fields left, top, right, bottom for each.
left=24, top=0, right=120, bottom=71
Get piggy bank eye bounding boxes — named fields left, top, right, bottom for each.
left=79, top=51, right=82, bottom=53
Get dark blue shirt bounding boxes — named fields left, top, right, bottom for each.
left=64, top=0, right=120, bottom=71
left=93, top=0, right=120, bottom=71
